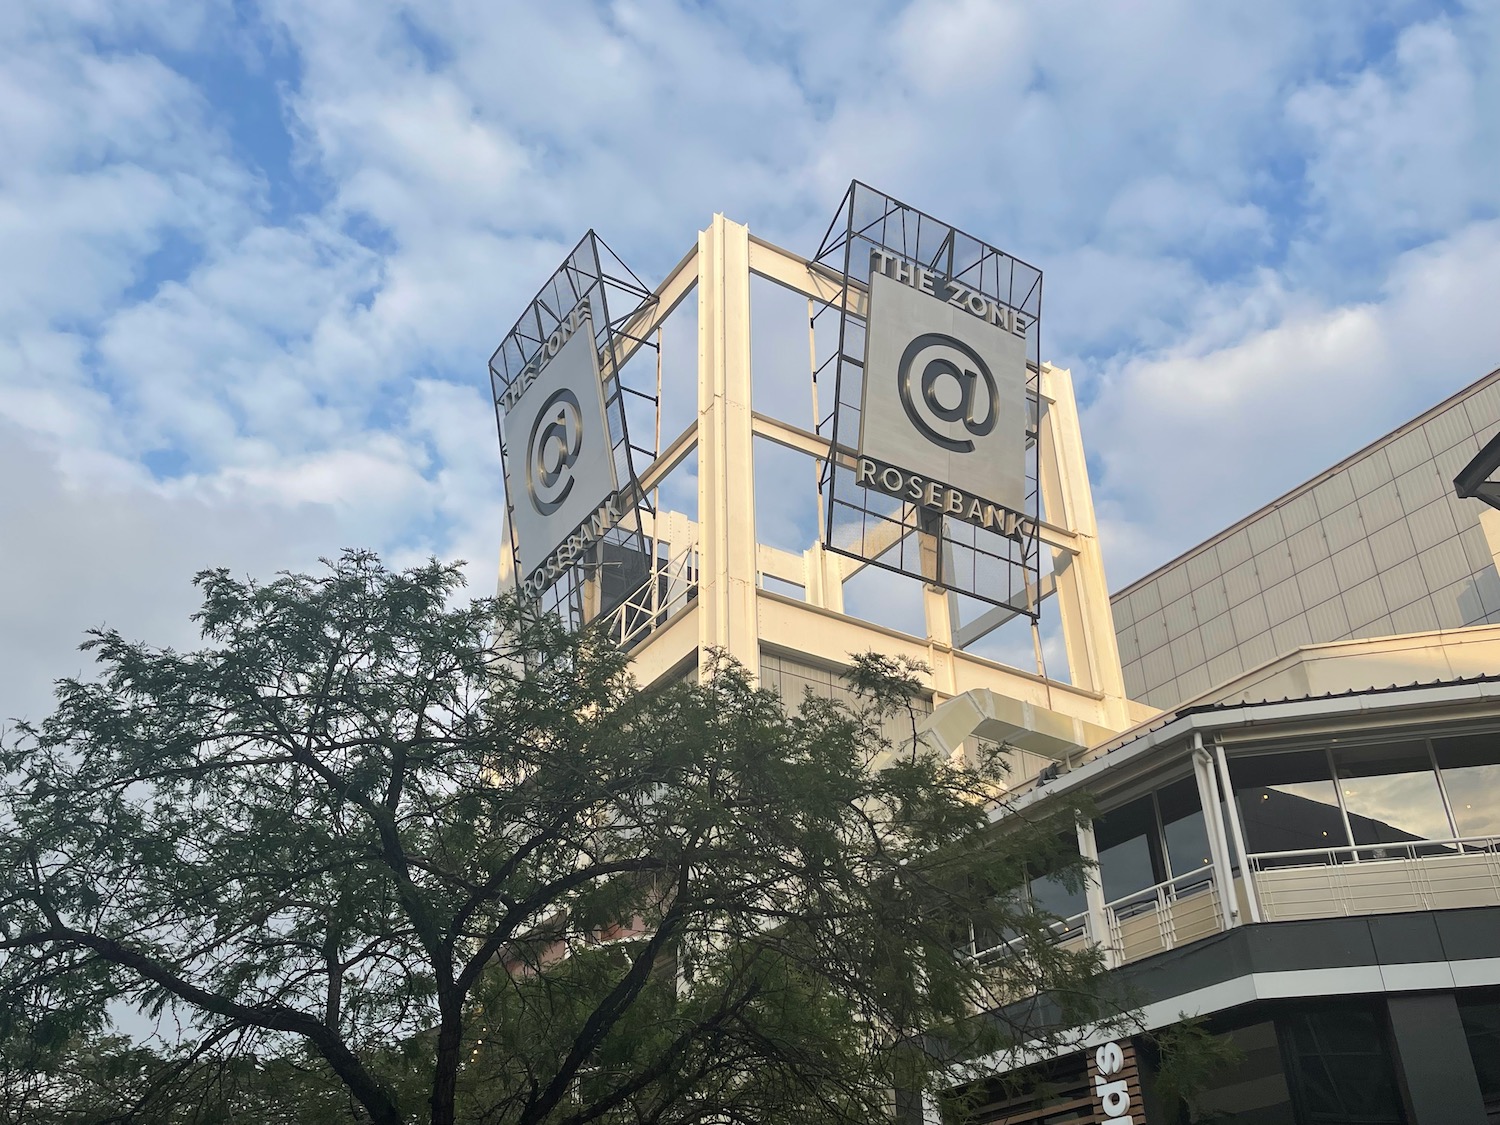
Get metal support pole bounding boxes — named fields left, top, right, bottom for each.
left=1193, top=731, right=1238, bottom=929
left=1213, top=736, right=1261, bottom=923
left=1076, top=819, right=1115, bottom=968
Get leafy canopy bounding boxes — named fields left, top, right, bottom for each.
left=0, top=551, right=1112, bottom=1125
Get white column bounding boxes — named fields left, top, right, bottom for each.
left=1214, top=737, right=1262, bottom=923
left=1076, top=819, right=1115, bottom=968
left=696, top=215, right=759, bottom=680
left=1037, top=366, right=1130, bottom=725
left=1192, top=733, right=1239, bottom=930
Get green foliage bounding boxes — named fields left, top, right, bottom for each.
left=0, top=551, right=1120, bottom=1125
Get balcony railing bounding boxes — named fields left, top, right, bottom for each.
left=968, top=909, right=1094, bottom=964
left=1248, top=834, right=1500, bottom=922
left=1102, top=867, right=1225, bottom=966
left=601, top=542, right=698, bottom=650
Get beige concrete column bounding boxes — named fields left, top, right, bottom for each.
left=1038, top=365, right=1130, bottom=724
left=696, top=215, right=759, bottom=680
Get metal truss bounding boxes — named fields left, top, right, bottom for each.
left=487, top=231, right=661, bottom=629
left=810, top=181, right=1044, bottom=618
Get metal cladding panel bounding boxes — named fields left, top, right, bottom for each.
left=501, top=321, right=619, bottom=582
left=858, top=268, right=1028, bottom=513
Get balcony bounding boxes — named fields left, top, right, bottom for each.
left=1249, top=835, right=1500, bottom=922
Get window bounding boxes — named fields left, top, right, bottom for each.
left=1189, top=1020, right=1295, bottom=1123
left=1158, top=776, right=1214, bottom=887
left=1459, top=997, right=1500, bottom=1124
left=1094, top=796, right=1162, bottom=905
left=1028, top=869, right=1086, bottom=928
left=1281, top=1007, right=1405, bottom=1123
left=1435, top=734, right=1500, bottom=838
left=1231, top=751, right=1348, bottom=861
left=1333, top=742, right=1453, bottom=848
left=1092, top=776, right=1218, bottom=909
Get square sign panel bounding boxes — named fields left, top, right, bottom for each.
left=501, top=305, right=619, bottom=583
left=859, top=267, right=1027, bottom=514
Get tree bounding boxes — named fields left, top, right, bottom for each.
left=1, top=551, right=1119, bottom=1125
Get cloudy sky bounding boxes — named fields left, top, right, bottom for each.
left=3, top=0, right=1498, bottom=720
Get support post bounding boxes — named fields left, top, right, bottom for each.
left=1077, top=819, right=1114, bottom=968
left=1193, top=731, right=1238, bottom=930
left=696, top=215, right=759, bottom=679
left=1037, top=366, right=1130, bottom=724
left=1213, top=737, right=1261, bottom=923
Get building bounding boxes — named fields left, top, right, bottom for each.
left=489, top=187, right=1500, bottom=1125
left=1112, top=368, right=1500, bottom=713
left=958, top=629, right=1500, bottom=1124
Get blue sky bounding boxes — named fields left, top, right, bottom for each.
left=3, top=0, right=1499, bottom=720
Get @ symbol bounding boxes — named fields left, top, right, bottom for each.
left=527, top=388, right=584, bottom=516
left=896, top=333, right=998, bottom=453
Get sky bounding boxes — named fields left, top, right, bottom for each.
left=3, top=0, right=1499, bottom=723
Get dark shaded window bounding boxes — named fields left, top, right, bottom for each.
left=1459, top=997, right=1500, bottom=1124
left=1028, top=870, right=1086, bottom=928
left=1158, top=776, right=1214, bottom=887
left=1281, top=1008, right=1405, bottom=1124
left=1189, top=1020, right=1295, bottom=1124
left=1230, top=751, right=1348, bottom=861
left=1333, top=742, right=1452, bottom=848
left=1435, top=733, right=1500, bottom=838
left=1094, top=795, right=1162, bottom=904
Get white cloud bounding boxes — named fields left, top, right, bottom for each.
left=1087, top=218, right=1500, bottom=584
left=2, top=0, right=1500, bottom=716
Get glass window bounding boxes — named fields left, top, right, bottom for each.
left=1333, top=742, right=1453, bottom=847
left=1027, top=837, right=1087, bottom=930
left=1158, top=776, right=1214, bottom=886
left=1458, top=997, right=1500, bottom=1123
left=1281, top=1007, right=1405, bottom=1123
left=1231, top=750, right=1348, bottom=860
left=1094, top=796, right=1162, bottom=903
left=1029, top=872, right=1086, bottom=930
left=1190, top=1021, right=1295, bottom=1124
left=1435, top=734, right=1500, bottom=838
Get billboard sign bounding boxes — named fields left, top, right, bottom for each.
left=810, top=181, right=1042, bottom=617
left=489, top=231, right=659, bottom=619
left=500, top=297, right=620, bottom=595
left=858, top=251, right=1029, bottom=532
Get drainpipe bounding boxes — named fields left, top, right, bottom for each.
left=1192, top=731, right=1238, bottom=930
left=1213, top=735, right=1262, bottom=923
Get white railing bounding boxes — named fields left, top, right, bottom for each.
left=968, top=909, right=1094, bottom=964
left=600, top=541, right=699, bottom=650
left=1103, top=867, right=1224, bottom=965
left=1248, top=835, right=1500, bottom=921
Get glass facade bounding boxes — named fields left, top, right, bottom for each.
left=1094, top=776, right=1213, bottom=904
left=1184, top=1008, right=1405, bottom=1125
left=1280, top=1008, right=1406, bottom=1124
left=1436, top=733, right=1500, bottom=837
left=1229, top=750, right=1349, bottom=859
left=1228, top=732, right=1500, bottom=863
left=1112, top=372, right=1500, bottom=711
left=1459, top=996, right=1500, bottom=1124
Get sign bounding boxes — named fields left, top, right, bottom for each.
left=500, top=297, right=620, bottom=593
left=858, top=248, right=1029, bottom=525
left=1092, top=1039, right=1142, bottom=1125
left=810, top=181, right=1042, bottom=616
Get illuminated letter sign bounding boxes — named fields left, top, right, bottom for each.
left=859, top=250, right=1028, bottom=520
left=501, top=298, right=619, bottom=588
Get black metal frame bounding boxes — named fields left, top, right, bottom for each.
left=810, top=181, right=1043, bottom=618
left=1454, top=429, right=1500, bottom=511
left=488, top=231, right=660, bottom=628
